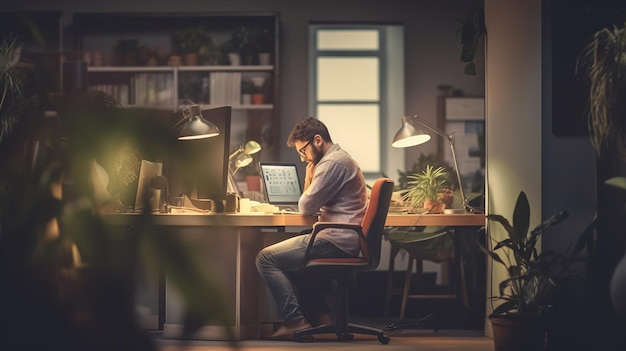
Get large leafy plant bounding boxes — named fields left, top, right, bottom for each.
left=482, top=191, right=570, bottom=315
left=577, top=21, right=626, bottom=155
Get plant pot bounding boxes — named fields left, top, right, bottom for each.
left=241, top=94, right=252, bottom=105
left=183, top=52, right=198, bottom=66
left=424, top=200, right=445, bottom=214
left=490, top=313, right=547, bottom=351
left=610, top=250, right=626, bottom=323
left=258, top=52, right=271, bottom=65
left=252, top=93, right=264, bottom=105
left=228, top=52, right=241, bottom=66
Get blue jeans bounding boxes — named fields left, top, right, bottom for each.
left=256, top=233, right=352, bottom=323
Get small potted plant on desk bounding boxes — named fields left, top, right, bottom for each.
left=402, top=165, right=452, bottom=213
left=481, top=191, right=570, bottom=351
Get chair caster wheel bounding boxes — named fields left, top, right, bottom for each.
left=378, top=335, right=391, bottom=344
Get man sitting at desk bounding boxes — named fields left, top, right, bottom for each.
left=256, top=117, right=367, bottom=340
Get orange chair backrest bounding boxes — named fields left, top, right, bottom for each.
left=359, top=178, right=394, bottom=269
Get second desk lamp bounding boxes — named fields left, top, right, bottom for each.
left=392, top=114, right=469, bottom=213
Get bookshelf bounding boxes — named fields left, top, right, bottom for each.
left=73, top=12, right=280, bottom=160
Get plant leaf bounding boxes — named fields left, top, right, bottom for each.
left=606, top=176, right=626, bottom=190
left=512, top=191, right=530, bottom=246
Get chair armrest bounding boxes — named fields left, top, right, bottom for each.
left=301, top=221, right=365, bottom=270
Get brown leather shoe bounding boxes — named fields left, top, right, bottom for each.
left=261, top=319, right=312, bottom=340
left=315, top=313, right=332, bottom=326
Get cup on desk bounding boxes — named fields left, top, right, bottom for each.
left=239, top=198, right=251, bottom=213
left=225, top=193, right=240, bottom=213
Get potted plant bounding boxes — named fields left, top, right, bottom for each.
left=114, top=38, right=140, bottom=66
left=481, top=191, right=570, bottom=351
left=0, top=36, right=35, bottom=142
left=578, top=21, right=626, bottom=324
left=241, top=77, right=255, bottom=105
left=221, top=27, right=256, bottom=65
left=401, top=165, right=451, bottom=213
left=171, top=25, right=209, bottom=65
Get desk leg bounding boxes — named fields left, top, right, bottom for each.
left=162, top=227, right=262, bottom=341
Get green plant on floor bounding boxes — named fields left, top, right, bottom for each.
left=578, top=21, right=626, bottom=156
left=578, top=20, right=626, bottom=325
left=482, top=191, right=570, bottom=315
left=0, top=35, right=39, bottom=142
left=0, top=30, right=236, bottom=347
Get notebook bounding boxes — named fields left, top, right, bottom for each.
left=259, top=162, right=303, bottom=212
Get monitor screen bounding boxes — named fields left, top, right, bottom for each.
left=260, top=162, right=303, bottom=205
left=134, top=159, right=163, bottom=212
left=169, top=106, right=231, bottom=210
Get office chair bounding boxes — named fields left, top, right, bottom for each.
left=293, top=178, right=394, bottom=344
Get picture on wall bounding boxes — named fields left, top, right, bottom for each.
left=444, top=97, right=485, bottom=194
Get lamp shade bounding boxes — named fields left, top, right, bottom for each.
left=391, top=116, right=431, bottom=148
left=177, top=105, right=220, bottom=140
left=243, top=140, right=262, bottom=155
left=233, top=153, right=253, bottom=169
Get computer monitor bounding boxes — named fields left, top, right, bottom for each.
left=134, top=159, right=164, bottom=212
left=169, top=106, right=231, bottom=211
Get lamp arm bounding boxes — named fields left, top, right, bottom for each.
left=172, top=105, right=193, bottom=131
left=410, top=115, right=469, bottom=212
left=410, top=114, right=451, bottom=141
left=229, top=146, right=247, bottom=162
left=447, top=135, right=469, bottom=212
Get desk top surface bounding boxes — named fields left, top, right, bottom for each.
left=106, top=212, right=485, bottom=227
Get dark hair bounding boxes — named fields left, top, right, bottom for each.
left=286, top=117, right=332, bottom=147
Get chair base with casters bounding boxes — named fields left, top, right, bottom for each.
left=294, top=268, right=391, bottom=344
left=293, top=178, right=395, bottom=344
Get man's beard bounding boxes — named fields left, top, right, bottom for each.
left=310, top=144, right=325, bottom=165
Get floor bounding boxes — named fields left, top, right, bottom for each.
left=152, top=316, right=493, bottom=351
left=154, top=329, right=494, bottom=351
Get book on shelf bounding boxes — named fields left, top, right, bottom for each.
left=209, top=72, right=242, bottom=106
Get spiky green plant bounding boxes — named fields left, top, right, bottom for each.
left=578, top=21, right=626, bottom=156
left=0, top=35, right=38, bottom=142
left=401, top=165, right=449, bottom=208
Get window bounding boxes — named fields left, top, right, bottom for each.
left=309, top=25, right=403, bottom=176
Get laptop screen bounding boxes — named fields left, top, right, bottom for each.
left=260, top=162, right=303, bottom=205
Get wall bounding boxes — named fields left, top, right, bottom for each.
left=484, top=0, right=543, bottom=337
left=484, top=0, right=597, bottom=339
left=2, top=0, right=484, bottom=178
left=3, top=0, right=486, bottom=279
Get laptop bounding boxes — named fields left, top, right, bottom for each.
left=259, top=162, right=303, bottom=212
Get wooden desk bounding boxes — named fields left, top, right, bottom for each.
left=106, top=212, right=484, bottom=340
left=108, top=212, right=484, bottom=227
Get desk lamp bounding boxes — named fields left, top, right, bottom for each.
left=392, top=115, right=469, bottom=213
left=227, top=140, right=262, bottom=195
left=173, top=104, right=220, bottom=140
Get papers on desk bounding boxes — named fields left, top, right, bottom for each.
left=169, top=206, right=210, bottom=214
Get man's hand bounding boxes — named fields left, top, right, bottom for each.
left=304, top=162, right=315, bottom=191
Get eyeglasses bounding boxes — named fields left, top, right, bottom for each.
left=298, top=139, right=313, bottom=157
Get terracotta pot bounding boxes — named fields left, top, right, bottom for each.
left=490, top=313, right=547, bottom=351
left=252, top=93, right=264, bottom=104
left=183, top=52, right=198, bottom=66
left=424, top=200, right=445, bottom=214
